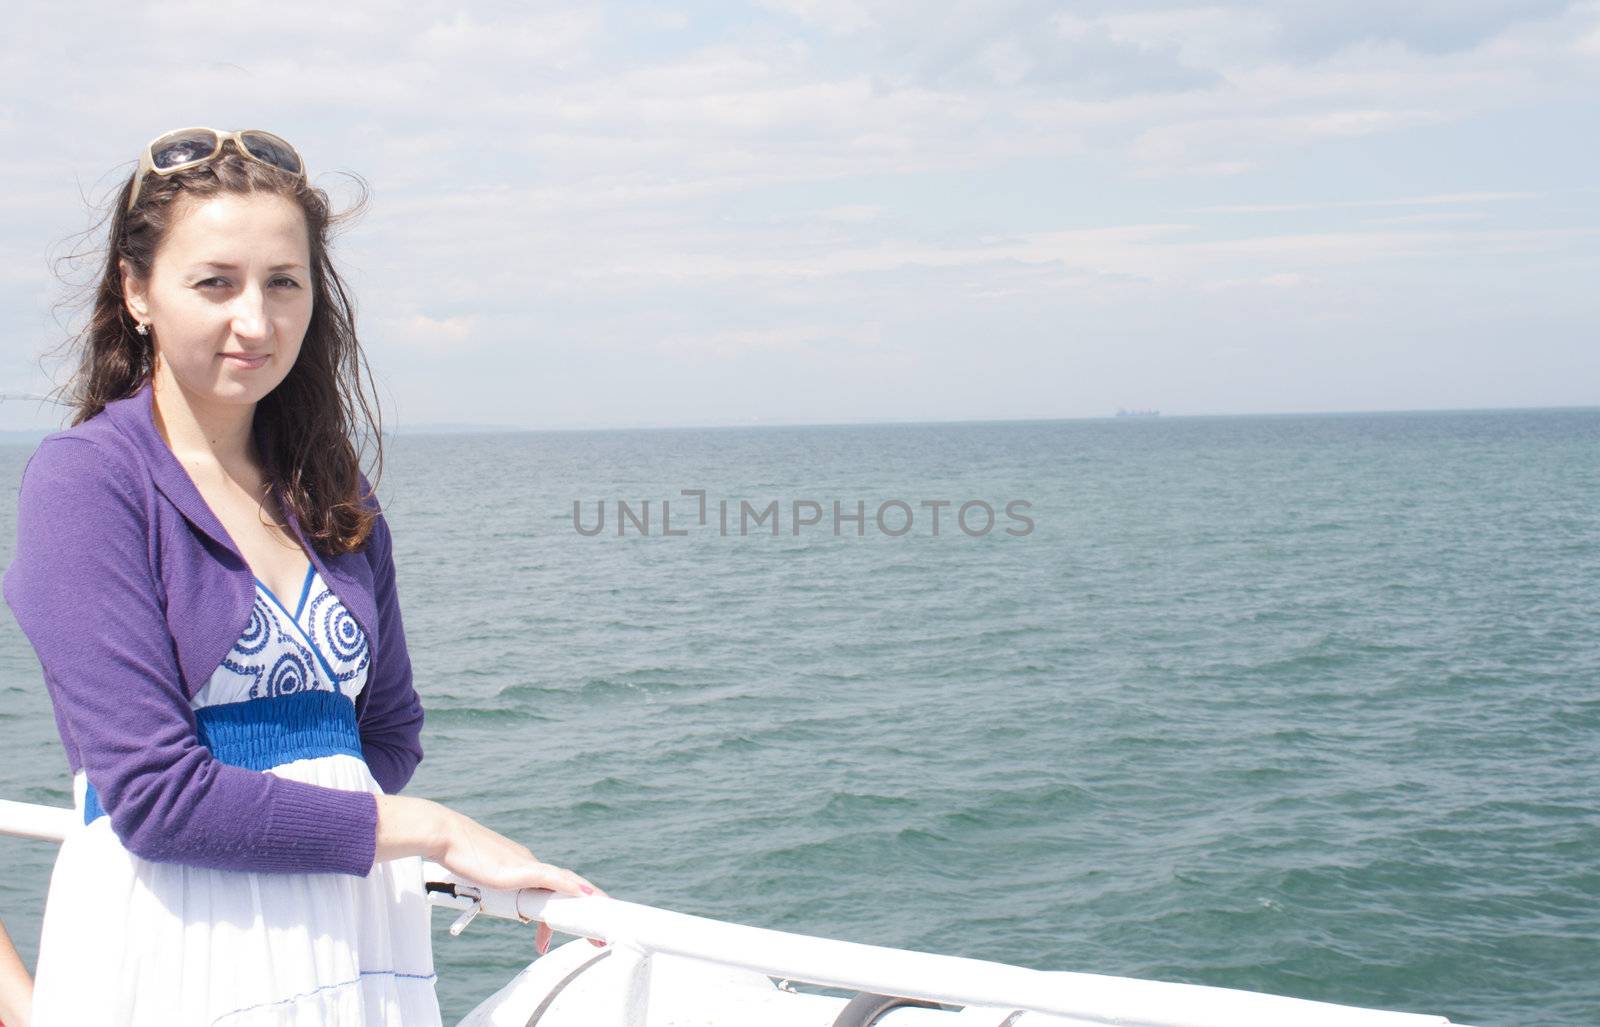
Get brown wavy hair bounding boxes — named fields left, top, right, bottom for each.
left=47, top=138, right=385, bottom=557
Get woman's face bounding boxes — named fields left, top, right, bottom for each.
left=122, top=191, right=314, bottom=414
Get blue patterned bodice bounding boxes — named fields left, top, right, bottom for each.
left=83, top=565, right=373, bottom=823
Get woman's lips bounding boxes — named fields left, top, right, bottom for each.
left=221, top=353, right=269, bottom=369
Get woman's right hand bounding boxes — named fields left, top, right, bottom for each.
left=376, top=794, right=608, bottom=953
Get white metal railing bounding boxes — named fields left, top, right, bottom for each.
left=0, top=798, right=1476, bottom=1027
left=0, top=799, right=73, bottom=843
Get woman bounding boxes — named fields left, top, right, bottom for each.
left=2, top=128, right=605, bottom=1025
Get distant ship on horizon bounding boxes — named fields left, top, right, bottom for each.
left=1115, top=408, right=1160, bottom=418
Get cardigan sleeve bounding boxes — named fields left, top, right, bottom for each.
left=1, top=436, right=379, bottom=876
left=355, top=498, right=425, bottom=795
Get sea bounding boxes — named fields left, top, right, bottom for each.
left=0, top=407, right=1595, bottom=1026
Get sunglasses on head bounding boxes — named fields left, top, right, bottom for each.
left=127, top=127, right=306, bottom=212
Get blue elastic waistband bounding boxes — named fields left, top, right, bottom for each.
left=84, top=688, right=364, bottom=825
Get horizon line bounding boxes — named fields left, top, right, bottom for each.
left=387, top=400, right=1599, bottom=436
left=0, top=400, right=1592, bottom=443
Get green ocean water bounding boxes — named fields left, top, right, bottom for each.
left=0, top=407, right=1596, bottom=1026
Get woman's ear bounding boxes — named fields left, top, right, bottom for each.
left=119, top=258, right=150, bottom=326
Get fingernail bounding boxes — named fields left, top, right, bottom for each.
left=580, top=884, right=594, bottom=895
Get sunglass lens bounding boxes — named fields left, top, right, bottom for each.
left=151, top=129, right=220, bottom=171
left=240, top=131, right=303, bottom=175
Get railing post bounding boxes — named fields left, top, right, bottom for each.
left=607, top=944, right=653, bottom=1027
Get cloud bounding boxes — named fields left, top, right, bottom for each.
left=1205, top=271, right=1316, bottom=291
left=414, top=9, right=598, bottom=64
left=1130, top=107, right=1449, bottom=177
left=1192, top=191, right=1540, bottom=214
left=0, top=0, right=1595, bottom=426
left=1261, top=0, right=1574, bottom=57
left=757, top=0, right=878, bottom=35
left=1360, top=212, right=1490, bottom=226
left=652, top=322, right=885, bottom=361
left=373, top=312, right=480, bottom=356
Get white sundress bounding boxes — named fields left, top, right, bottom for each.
left=30, top=565, right=442, bottom=1027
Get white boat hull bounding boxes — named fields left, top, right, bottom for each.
left=459, top=939, right=1110, bottom=1026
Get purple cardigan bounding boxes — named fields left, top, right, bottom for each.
left=2, top=378, right=424, bottom=877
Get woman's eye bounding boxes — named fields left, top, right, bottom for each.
left=195, top=277, right=301, bottom=289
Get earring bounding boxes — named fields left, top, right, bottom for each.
left=135, top=321, right=149, bottom=336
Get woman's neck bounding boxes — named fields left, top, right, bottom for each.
left=150, top=366, right=259, bottom=478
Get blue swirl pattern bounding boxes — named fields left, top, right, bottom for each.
left=185, top=567, right=371, bottom=736
left=305, top=586, right=371, bottom=683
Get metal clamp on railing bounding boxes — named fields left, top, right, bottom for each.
left=422, top=860, right=538, bottom=936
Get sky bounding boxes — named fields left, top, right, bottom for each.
left=0, top=0, right=1596, bottom=431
